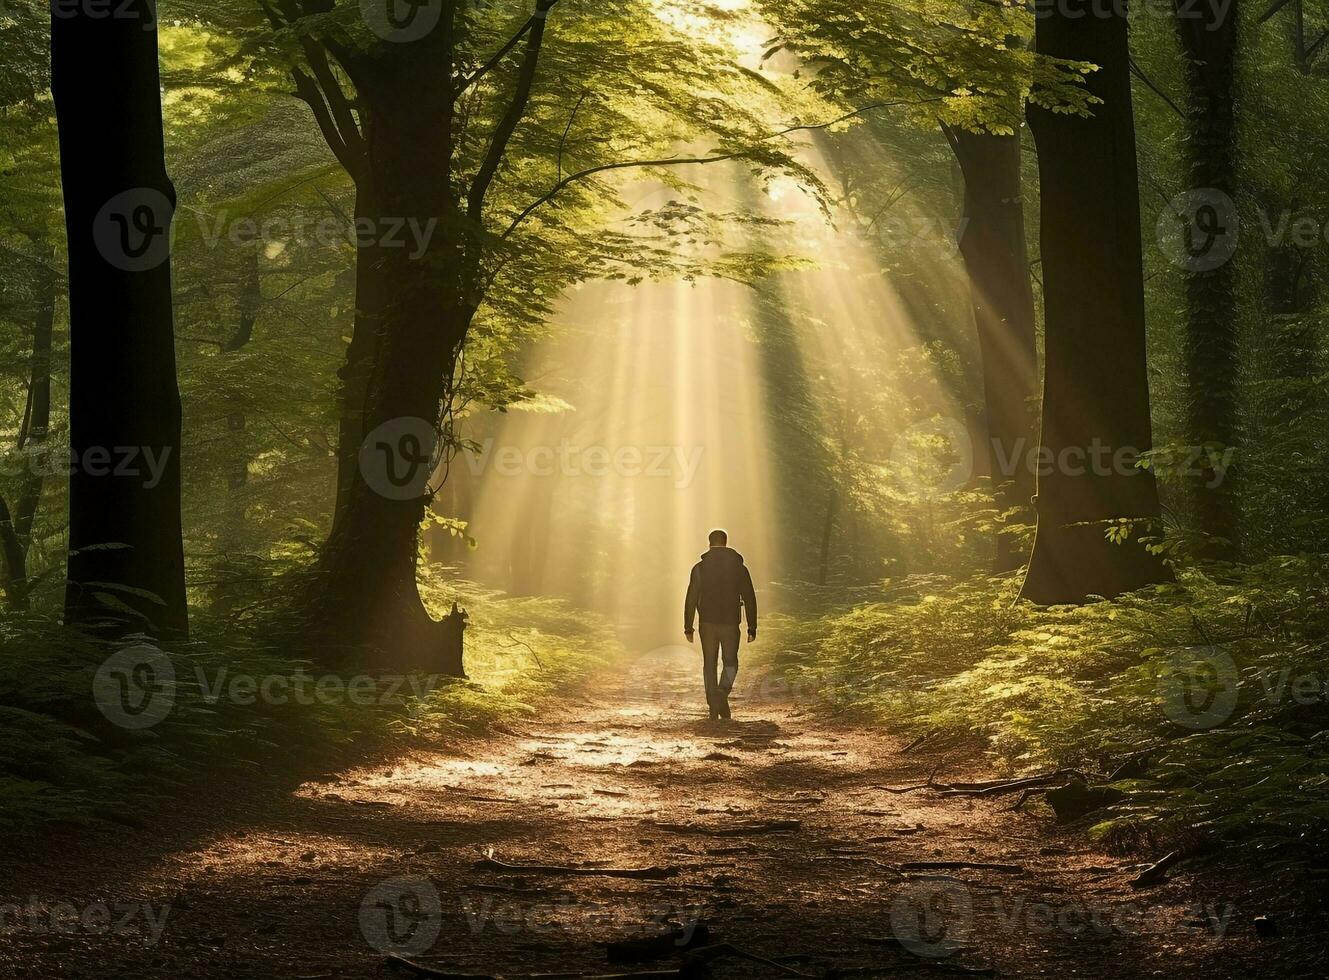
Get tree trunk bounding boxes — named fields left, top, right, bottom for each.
left=817, top=484, right=838, bottom=587
left=946, top=127, right=1039, bottom=573
left=0, top=252, right=57, bottom=610
left=1174, top=0, right=1242, bottom=559
left=305, top=62, right=469, bottom=674
left=1020, top=0, right=1172, bottom=605
left=222, top=243, right=261, bottom=490
left=332, top=189, right=381, bottom=528
left=52, top=1, right=189, bottom=638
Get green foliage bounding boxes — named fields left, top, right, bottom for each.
left=762, top=557, right=1329, bottom=857
left=0, top=575, right=617, bottom=832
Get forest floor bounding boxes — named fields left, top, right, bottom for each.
left=0, top=647, right=1324, bottom=979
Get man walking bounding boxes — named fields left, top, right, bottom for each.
left=683, top=529, right=757, bottom=721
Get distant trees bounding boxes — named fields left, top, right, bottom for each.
left=262, top=0, right=807, bottom=667
left=756, top=0, right=1058, bottom=572
left=0, top=247, right=55, bottom=610
left=51, top=0, right=189, bottom=637
left=1019, top=0, right=1172, bottom=604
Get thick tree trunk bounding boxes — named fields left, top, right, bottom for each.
left=1020, top=1, right=1172, bottom=605
left=52, top=1, right=189, bottom=638
left=946, top=127, right=1040, bottom=573
left=332, top=190, right=381, bottom=528
left=1174, top=0, right=1242, bottom=559
left=0, top=253, right=57, bottom=610
left=306, top=62, right=469, bottom=674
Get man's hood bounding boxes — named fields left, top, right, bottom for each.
left=700, top=546, right=745, bottom=564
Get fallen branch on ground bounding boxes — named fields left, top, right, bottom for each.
left=901, top=861, right=1025, bottom=874
left=1129, top=841, right=1217, bottom=889
left=876, top=763, right=944, bottom=794
left=898, top=732, right=931, bottom=754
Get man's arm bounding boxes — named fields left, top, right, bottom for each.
left=683, top=564, right=700, bottom=639
left=740, top=566, right=757, bottom=638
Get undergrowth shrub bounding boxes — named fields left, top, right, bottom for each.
left=761, top=555, right=1329, bottom=857
left=0, top=572, right=616, bottom=833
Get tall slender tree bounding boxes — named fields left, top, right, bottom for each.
left=51, top=0, right=189, bottom=637
left=0, top=246, right=57, bottom=610
left=942, top=125, right=1039, bottom=572
left=1020, top=0, right=1172, bottom=604
left=1174, top=0, right=1242, bottom=558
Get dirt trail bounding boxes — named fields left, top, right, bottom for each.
left=0, top=649, right=1305, bottom=978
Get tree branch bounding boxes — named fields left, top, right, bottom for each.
left=501, top=98, right=942, bottom=241
left=1258, top=0, right=1297, bottom=23
left=260, top=0, right=365, bottom=180
left=1305, top=28, right=1329, bottom=61
left=457, top=15, right=538, bottom=94
left=467, top=0, right=560, bottom=222
left=558, top=90, right=589, bottom=183
left=301, top=45, right=364, bottom=161
left=1129, top=56, right=1184, bottom=120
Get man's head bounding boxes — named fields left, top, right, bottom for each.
left=708, top=529, right=728, bottom=547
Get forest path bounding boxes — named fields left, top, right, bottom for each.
left=2, top=649, right=1275, bottom=978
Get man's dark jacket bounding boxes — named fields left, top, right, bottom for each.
left=684, top=547, right=757, bottom=632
